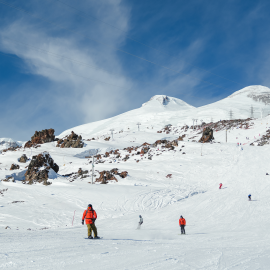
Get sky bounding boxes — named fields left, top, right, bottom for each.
left=1, top=0, right=270, bottom=140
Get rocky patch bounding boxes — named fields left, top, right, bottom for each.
left=199, top=127, right=214, bottom=143
left=24, top=152, right=59, bottom=185
left=0, top=188, right=8, bottom=196
left=18, top=154, right=29, bottom=163
left=10, top=164, right=20, bottom=170
left=57, top=131, right=84, bottom=148
left=25, top=129, right=55, bottom=148
left=95, top=168, right=128, bottom=184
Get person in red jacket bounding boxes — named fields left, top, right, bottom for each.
left=179, top=215, right=186, bottom=234
left=219, top=183, right=223, bottom=189
left=82, top=204, right=99, bottom=239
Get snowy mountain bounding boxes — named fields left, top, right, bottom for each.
left=59, top=94, right=195, bottom=139
left=59, top=85, right=270, bottom=140
left=2, top=85, right=270, bottom=269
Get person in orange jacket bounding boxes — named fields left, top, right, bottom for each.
left=179, top=215, right=186, bottom=234
left=82, top=204, right=99, bottom=239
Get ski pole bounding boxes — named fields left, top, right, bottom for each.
left=72, top=210, right=76, bottom=226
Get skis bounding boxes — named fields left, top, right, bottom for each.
left=85, top=237, right=103, bottom=240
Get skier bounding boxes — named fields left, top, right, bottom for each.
left=219, top=183, right=222, bottom=189
left=82, top=204, right=100, bottom=239
left=179, top=215, right=186, bottom=234
left=137, top=215, right=143, bottom=229
left=248, top=194, right=251, bottom=201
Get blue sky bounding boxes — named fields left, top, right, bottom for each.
left=0, top=0, right=270, bottom=140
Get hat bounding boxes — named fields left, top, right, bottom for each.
left=88, top=204, right=92, bottom=208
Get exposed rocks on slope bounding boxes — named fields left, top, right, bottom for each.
left=10, top=164, right=20, bottom=170
left=250, top=129, right=270, bottom=146
left=18, top=154, right=28, bottom=163
left=0, top=188, right=8, bottom=195
left=25, top=129, right=55, bottom=148
left=24, top=152, right=59, bottom=185
left=199, top=127, right=214, bottom=143
left=57, top=131, right=84, bottom=148
left=2, top=146, right=21, bottom=153
left=95, top=168, right=128, bottom=184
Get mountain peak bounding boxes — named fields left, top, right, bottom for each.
left=142, top=95, right=194, bottom=110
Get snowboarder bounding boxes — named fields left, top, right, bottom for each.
left=248, top=194, right=251, bottom=201
left=219, top=183, right=222, bottom=189
left=137, top=215, right=143, bottom=229
left=179, top=215, right=186, bottom=234
left=82, top=204, right=100, bottom=239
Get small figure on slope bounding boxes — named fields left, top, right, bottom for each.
left=219, top=183, right=223, bottom=189
left=82, top=204, right=100, bottom=239
left=137, top=215, right=143, bottom=229
left=248, top=194, right=251, bottom=201
left=179, top=215, right=186, bottom=234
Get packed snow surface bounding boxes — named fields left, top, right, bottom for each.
left=1, top=85, right=270, bottom=269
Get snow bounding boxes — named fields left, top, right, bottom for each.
left=1, top=85, right=270, bottom=269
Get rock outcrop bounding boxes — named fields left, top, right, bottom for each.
left=199, top=127, right=214, bottom=143
left=96, top=168, right=128, bottom=184
left=57, top=131, right=84, bottom=148
left=24, top=152, right=59, bottom=185
left=25, top=129, right=55, bottom=148
left=18, top=154, right=28, bottom=163
left=10, top=164, right=20, bottom=170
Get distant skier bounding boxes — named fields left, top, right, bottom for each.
left=248, top=194, right=251, bottom=201
left=137, top=215, right=143, bottom=229
left=82, top=204, right=100, bottom=239
left=219, top=183, right=222, bottom=189
left=179, top=215, right=186, bottom=234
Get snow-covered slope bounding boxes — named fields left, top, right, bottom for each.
left=59, top=95, right=194, bottom=139
left=59, top=86, right=270, bottom=140
left=193, top=85, right=270, bottom=122
left=2, top=86, right=270, bottom=269
left=1, top=120, right=270, bottom=268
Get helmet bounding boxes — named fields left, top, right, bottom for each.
left=180, top=215, right=183, bottom=218
left=139, top=215, right=142, bottom=218
left=88, top=204, right=92, bottom=208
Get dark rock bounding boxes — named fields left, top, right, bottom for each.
left=24, top=152, right=59, bottom=185
left=3, top=176, right=15, bottom=182
left=199, top=127, right=214, bottom=143
left=10, top=164, right=20, bottom=170
left=95, top=169, right=128, bottom=184
left=57, top=131, right=84, bottom=148
left=25, top=129, right=55, bottom=148
left=18, top=154, right=28, bottom=163
left=78, top=168, right=88, bottom=175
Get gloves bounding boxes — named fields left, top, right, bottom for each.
left=82, top=220, right=84, bottom=225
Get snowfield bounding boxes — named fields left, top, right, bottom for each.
left=1, top=85, right=270, bottom=269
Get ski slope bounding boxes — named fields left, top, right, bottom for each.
left=1, top=86, right=270, bottom=269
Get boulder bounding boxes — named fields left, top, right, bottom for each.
left=18, top=154, right=28, bottom=163
left=57, top=131, right=84, bottom=148
left=25, top=129, right=55, bottom=148
left=78, top=168, right=88, bottom=175
left=10, top=164, right=20, bottom=170
left=24, top=152, right=59, bottom=185
left=199, top=127, right=214, bottom=143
